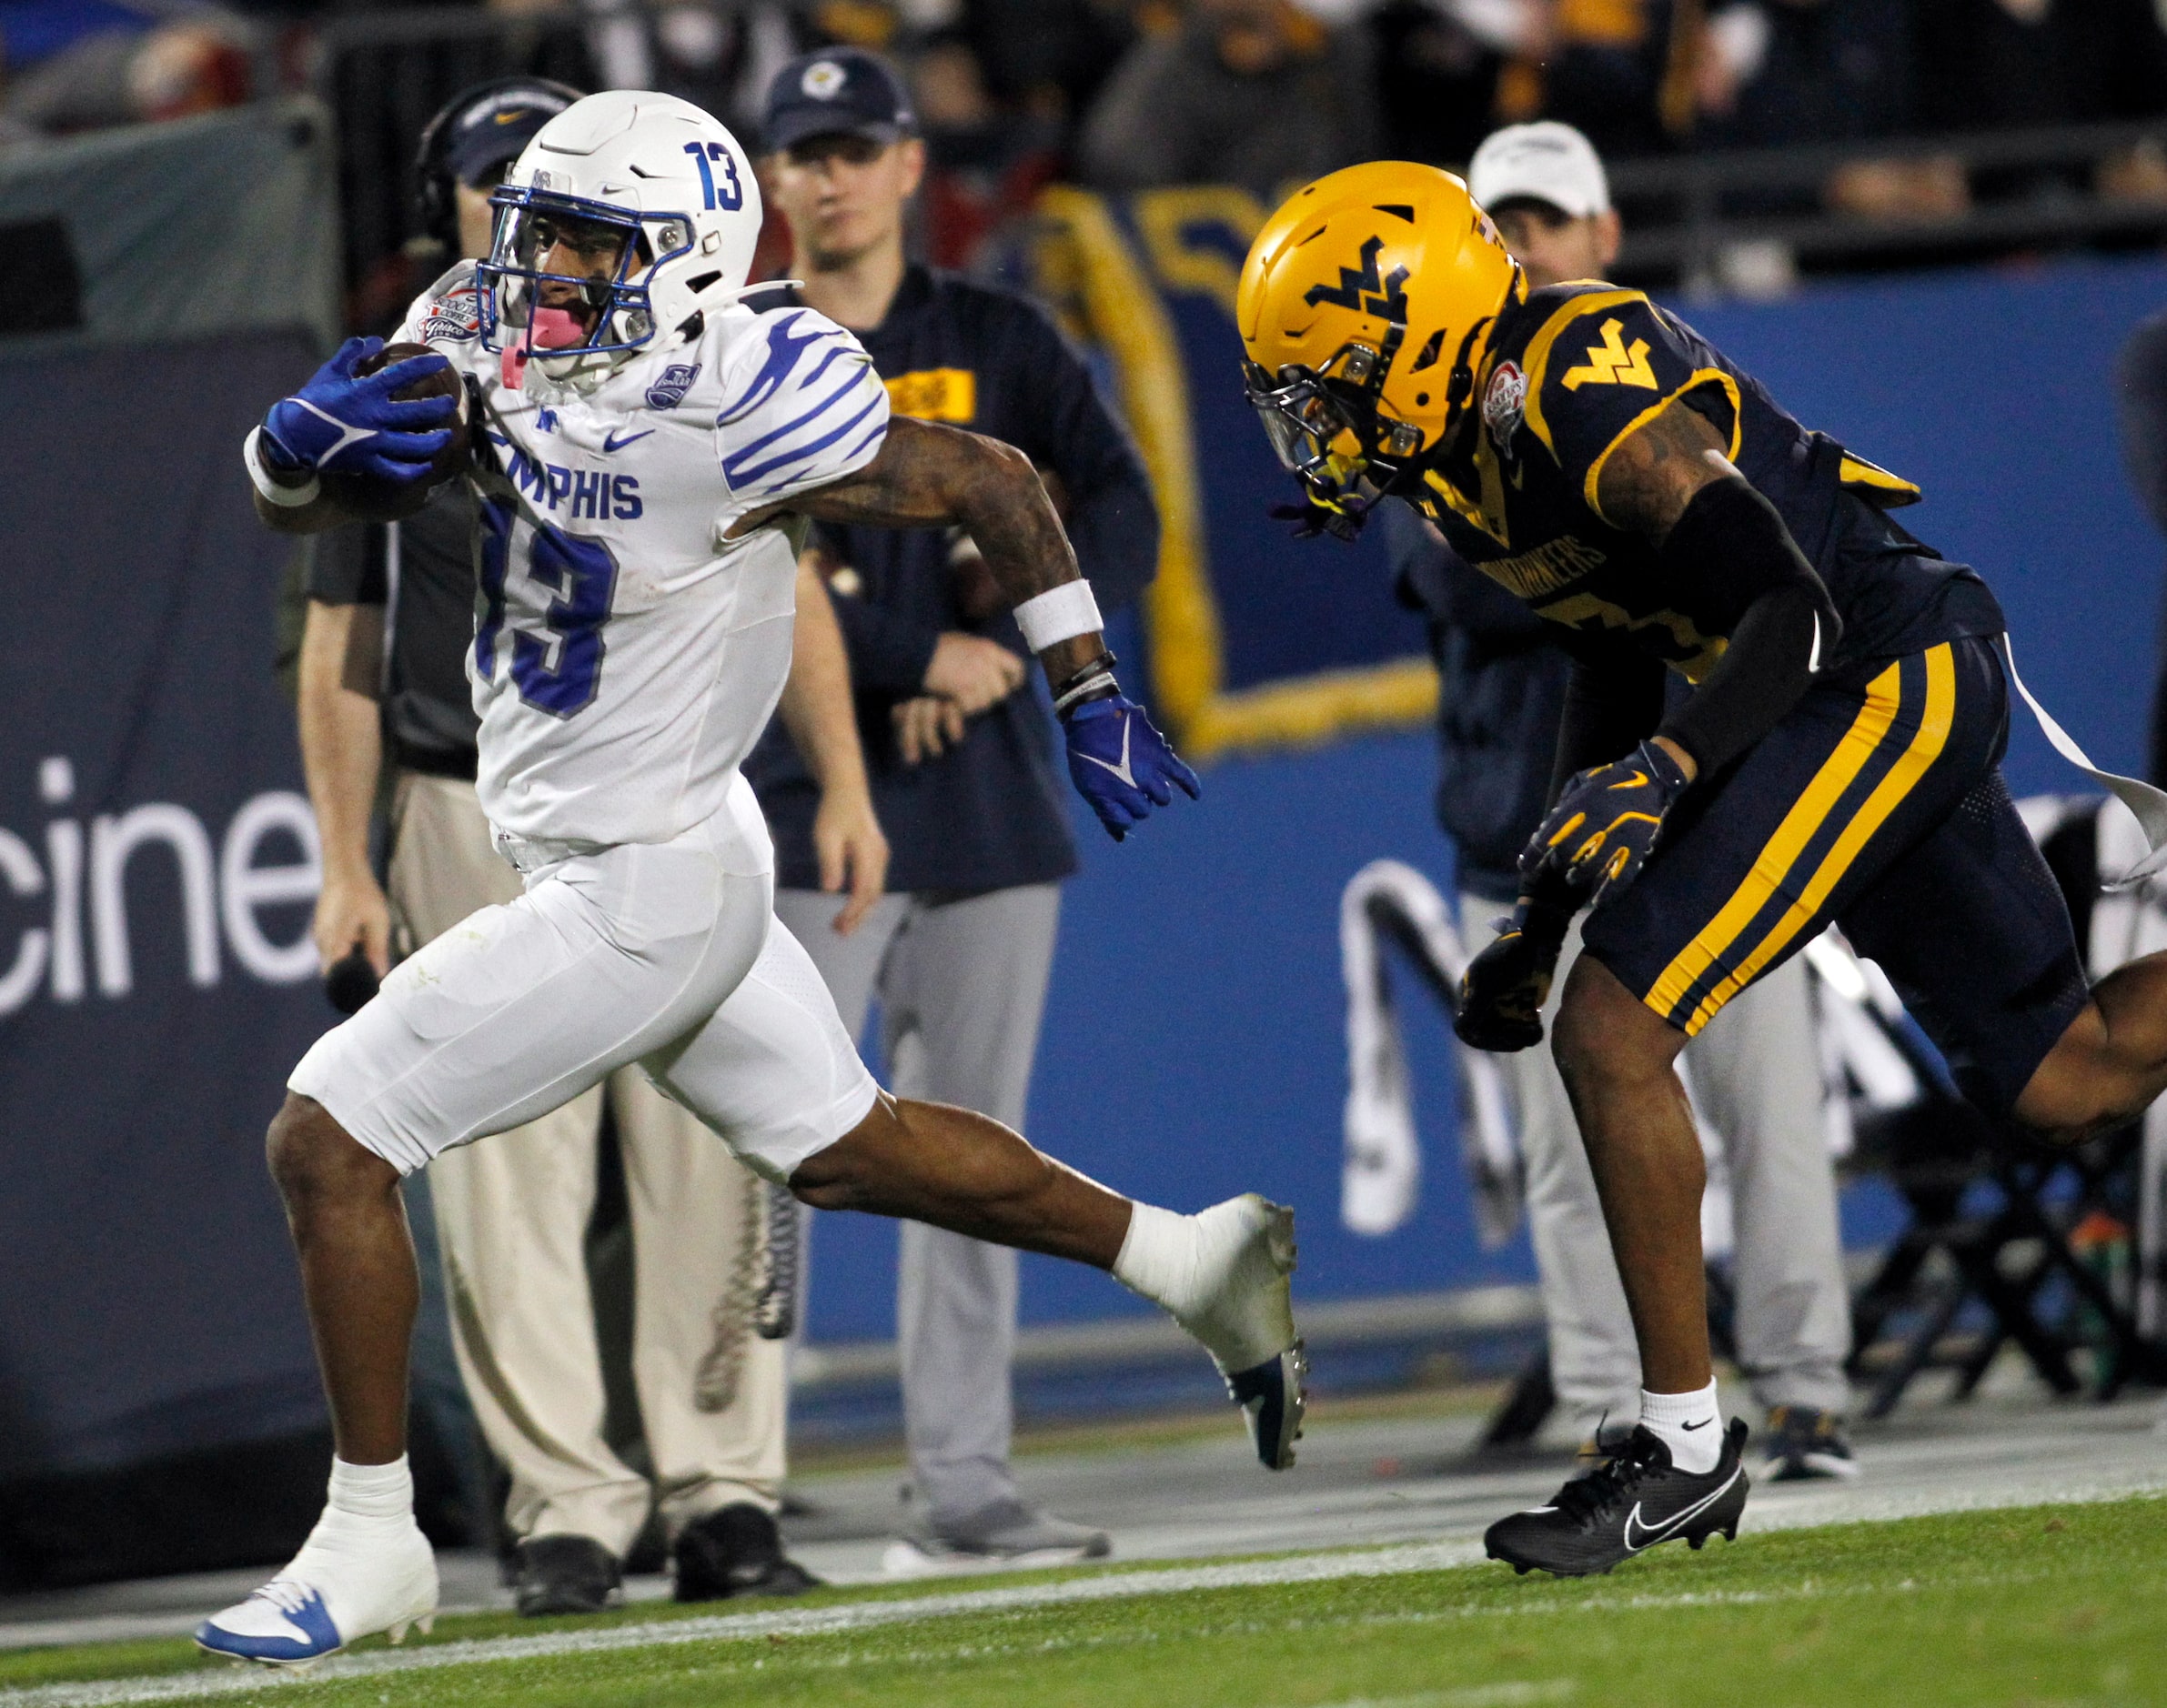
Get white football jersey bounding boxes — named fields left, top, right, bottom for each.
left=398, top=263, right=891, bottom=847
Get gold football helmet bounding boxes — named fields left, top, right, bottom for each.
left=1239, top=161, right=1519, bottom=514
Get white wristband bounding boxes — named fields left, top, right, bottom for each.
left=245, top=426, right=320, bottom=508
left=1013, top=579, right=1103, bottom=654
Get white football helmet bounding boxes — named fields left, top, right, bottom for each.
left=479, top=89, right=764, bottom=391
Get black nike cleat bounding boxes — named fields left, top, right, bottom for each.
left=1484, top=1419, right=1750, bottom=1578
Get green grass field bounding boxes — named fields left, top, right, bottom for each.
left=4, top=1497, right=2162, bottom=1708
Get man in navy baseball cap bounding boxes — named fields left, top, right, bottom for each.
left=747, top=38, right=1169, bottom=1576
left=415, top=75, right=584, bottom=257
left=761, top=45, right=917, bottom=155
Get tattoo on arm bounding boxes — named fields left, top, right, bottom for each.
left=734, top=417, right=1098, bottom=678
left=1593, top=395, right=1735, bottom=543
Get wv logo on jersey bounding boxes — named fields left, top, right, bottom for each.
left=1304, top=236, right=1409, bottom=321
left=1564, top=318, right=1658, bottom=391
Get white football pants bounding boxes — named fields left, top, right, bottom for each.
left=300, top=774, right=862, bottom=1552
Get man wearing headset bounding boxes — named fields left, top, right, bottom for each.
left=296, top=76, right=870, bottom=1615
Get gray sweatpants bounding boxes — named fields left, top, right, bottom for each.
left=773, top=883, right=1061, bottom=1530
left=1461, top=894, right=1850, bottom=1432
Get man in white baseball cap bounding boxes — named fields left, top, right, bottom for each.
left=1466, top=119, right=1621, bottom=291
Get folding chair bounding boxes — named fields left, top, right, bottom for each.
left=1833, top=796, right=2167, bottom=1416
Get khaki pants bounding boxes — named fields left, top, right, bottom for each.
left=389, top=772, right=786, bottom=1554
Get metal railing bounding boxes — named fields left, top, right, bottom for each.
left=287, top=3, right=2167, bottom=311
left=1608, top=116, right=2167, bottom=290
left=307, top=4, right=616, bottom=306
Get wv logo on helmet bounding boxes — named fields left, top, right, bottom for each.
left=1304, top=236, right=1409, bottom=321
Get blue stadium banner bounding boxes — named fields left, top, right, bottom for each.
left=1029, top=187, right=1434, bottom=759
left=0, top=333, right=331, bottom=1481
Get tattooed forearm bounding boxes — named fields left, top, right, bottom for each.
left=741, top=417, right=1098, bottom=676
left=1592, top=394, right=1735, bottom=542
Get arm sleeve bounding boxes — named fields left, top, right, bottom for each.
left=1529, top=293, right=1740, bottom=525
left=1013, top=306, right=1159, bottom=615
left=713, top=307, right=892, bottom=525
left=1648, top=475, right=1842, bottom=779
left=1548, top=640, right=1667, bottom=805
left=1656, top=581, right=1829, bottom=779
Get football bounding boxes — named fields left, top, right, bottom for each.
left=318, top=340, right=470, bottom=522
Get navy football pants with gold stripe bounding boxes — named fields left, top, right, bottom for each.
left=1581, top=636, right=2091, bottom=1117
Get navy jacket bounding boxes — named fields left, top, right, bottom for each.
left=1377, top=500, right=1568, bottom=906
left=744, top=265, right=1159, bottom=893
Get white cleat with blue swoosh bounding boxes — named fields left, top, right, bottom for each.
left=1184, top=1194, right=1307, bottom=1471
left=195, top=1514, right=438, bottom=1666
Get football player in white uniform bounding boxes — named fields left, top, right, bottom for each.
left=207, top=90, right=1302, bottom=1666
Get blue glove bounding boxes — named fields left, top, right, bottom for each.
left=1063, top=694, right=1200, bottom=841
left=1519, top=738, right=1690, bottom=909
left=260, top=337, right=458, bottom=485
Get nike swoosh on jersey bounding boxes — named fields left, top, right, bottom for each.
left=1807, top=610, right=1823, bottom=674
left=1078, top=715, right=1137, bottom=789
left=1620, top=1465, right=1742, bottom=1552
left=602, top=427, right=655, bottom=452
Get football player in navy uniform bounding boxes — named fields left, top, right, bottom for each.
left=1242, top=162, right=2167, bottom=1576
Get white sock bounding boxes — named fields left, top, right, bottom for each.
left=324, top=1455, right=415, bottom=1527
left=1112, top=1201, right=1200, bottom=1314
left=1640, top=1381, right=1722, bottom=1474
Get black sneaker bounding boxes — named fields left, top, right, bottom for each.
left=672, top=1503, right=822, bottom=1603
left=1762, top=1405, right=1859, bottom=1482
left=512, top=1534, right=622, bottom=1616
left=1485, top=1419, right=1750, bottom=1578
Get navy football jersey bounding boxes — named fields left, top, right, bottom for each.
left=1407, top=283, right=2004, bottom=680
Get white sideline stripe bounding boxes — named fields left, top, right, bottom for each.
left=0, top=1545, right=1483, bottom=1708
left=1330, top=1687, right=1576, bottom=1708
left=7, top=1482, right=2162, bottom=1708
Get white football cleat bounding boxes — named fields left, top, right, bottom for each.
left=195, top=1512, right=438, bottom=1666
left=1184, top=1194, right=1307, bottom=1471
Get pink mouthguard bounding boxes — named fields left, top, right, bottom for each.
left=500, top=306, right=590, bottom=387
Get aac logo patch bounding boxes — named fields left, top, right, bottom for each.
left=419, top=285, right=480, bottom=344
left=1483, top=359, right=1527, bottom=446
left=645, top=362, right=700, bottom=410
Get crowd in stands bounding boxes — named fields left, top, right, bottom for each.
left=8, top=0, right=2167, bottom=267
